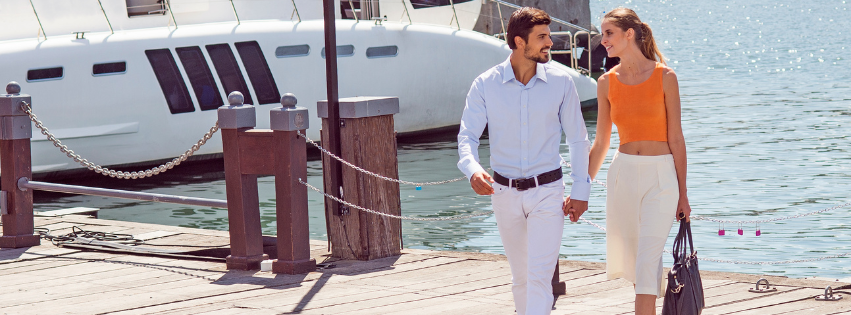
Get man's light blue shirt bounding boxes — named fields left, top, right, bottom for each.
left=457, top=57, right=592, bottom=201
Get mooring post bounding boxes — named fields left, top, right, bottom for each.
left=269, top=94, right=316, bottom=274
left=219, top=92, right=268, bottom=270
left=0, top=82, right=40, bottom=248
left=319, top=96, right=401, bottom=260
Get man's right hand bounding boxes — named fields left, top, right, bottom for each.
left=470, top=171, right=495, bottom=195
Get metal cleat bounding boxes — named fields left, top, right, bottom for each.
left=748, top=278, right=777, bottom=293
left=815, top=286, right=843, bottom=301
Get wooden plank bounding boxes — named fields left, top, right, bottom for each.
left=703, top=288, right=824, bottom=314
left=730, top=295, right=851, bottom=315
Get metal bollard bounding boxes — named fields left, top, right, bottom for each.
left=269, top=93, right=315, bottom=274
left=219, top=91, right=268, bottom=270
left=0, top=82, right=40, bottom=248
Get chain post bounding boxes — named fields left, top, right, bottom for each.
left=0, top=82, right=40, bottom=248
left=269, top=93, right=316, bottom=274
left=218, top=91, right=268, bottom=270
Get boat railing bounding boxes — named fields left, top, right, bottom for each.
left=489, top=0, right=594, bottom=75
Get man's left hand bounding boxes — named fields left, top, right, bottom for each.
left=563, top=197, right=588, bottom=222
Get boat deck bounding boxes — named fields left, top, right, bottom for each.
left=2, top=215, right=850, bottom=314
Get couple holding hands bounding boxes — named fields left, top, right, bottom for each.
left=457, top=7, right=689, bottom=315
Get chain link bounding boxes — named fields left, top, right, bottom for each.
left=299, top=178, right=493, bottom=221
left=579, top=215, right=851, bottom=264
left=22, top=101, right=219, bottom=179
left=691, top=202, right=851, bottom=224
left=298, top=131, right=470, bottom=186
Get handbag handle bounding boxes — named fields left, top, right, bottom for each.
left=671, top=219, right=695, bottom=263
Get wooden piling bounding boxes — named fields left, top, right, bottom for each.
left=0, top=82, right=40, bottom=248
left=319, top=97, right=401, bottom=260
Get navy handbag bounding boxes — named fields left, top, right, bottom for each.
left=661, top=219, right=705, bottom=315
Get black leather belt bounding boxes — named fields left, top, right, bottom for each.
left=493, top=169, right=562, bottom=191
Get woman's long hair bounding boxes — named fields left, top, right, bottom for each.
left=604, top=8, right=666, bottom=64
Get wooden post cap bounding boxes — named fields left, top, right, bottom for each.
left=317, top=96, right=399, bottom=118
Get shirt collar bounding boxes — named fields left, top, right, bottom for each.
left=500, top=56, right=549, bottom=85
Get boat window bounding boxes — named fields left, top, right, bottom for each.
left=409, top=0, right=473, bottom=9
left=176, top=47, right=223, bottom=111
left=92, top=62, right=127, bottom=76
left=206, top=43, right=253, bottom=105
left=126, top=0, right=167, bottom=17
left=235, top=41, right=280, bottom=105
left=27, top=67, right=63, bottom=82
left=275, top=45, right=310, bottom=58
left=145, top=49, right=194, bottom=114
left=321, top=45, right=355, bottom=58
left=366, top=46, right=398, bottom=58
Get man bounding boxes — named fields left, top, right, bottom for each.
left=457, top=7, right=591, bottom=315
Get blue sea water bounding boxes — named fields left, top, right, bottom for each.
left=34, top=0, right=851, bottom=279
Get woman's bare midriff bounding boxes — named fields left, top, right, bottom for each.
left=618, top=140, right=672, bottom=155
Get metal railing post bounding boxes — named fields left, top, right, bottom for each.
left=290, top=0, right=301, bottom=22
left=165, top=0, right=178, bottom=30
left=230, top=0, right=241, bottom=25
left=29, top=0, right=46, bottom=40
left=218, top=91, right=268, bottom=270
left=401, top=0, right=412, bottom=24
left=96, top=0, right=114, bottom=35
left=495, top=2, right=506, bottom=36
left=0, top=82, right=40, bottom=248
left=269, top=94, right=315, bottom=274
left=449, top=0, right=460, bottom=30
left=348, top=0, right=359, bottom=22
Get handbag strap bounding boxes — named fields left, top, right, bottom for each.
left=672, top=219, right=688, bottom=262
left=684, top=219, right=696, bottom=256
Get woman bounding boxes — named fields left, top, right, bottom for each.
left=588, top=8, right=691, bottom=315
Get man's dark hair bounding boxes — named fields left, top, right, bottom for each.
left=506, top=7, right=551, bottom=50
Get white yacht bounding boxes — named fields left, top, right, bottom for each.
left=0, top=0, right=597, bottom=177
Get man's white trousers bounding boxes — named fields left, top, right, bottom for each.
left=492, top=180, right=565, bottom=315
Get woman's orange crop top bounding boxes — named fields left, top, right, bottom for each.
left=608, top=63, right=668, bottom=145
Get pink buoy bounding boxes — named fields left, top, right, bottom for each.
left=718, top=223, right=725, bottom=236
left=738, top=228, right=743, bottom=235
left=756, top=230, right=761, bottom=236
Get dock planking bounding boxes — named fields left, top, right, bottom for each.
left=0, top=215, right=848, bottom=314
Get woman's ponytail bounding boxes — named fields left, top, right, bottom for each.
left=639, top=22, right=666, bottom=64
left=604, top=8, right=666, bottom=64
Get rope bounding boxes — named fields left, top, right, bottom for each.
left=22, top=101, right=219, bottom=179
left=299, top=178, right=493, bottom=221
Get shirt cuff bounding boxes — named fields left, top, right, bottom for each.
left=461, top=163, right=487, bottom=181
left=568, top=178, right=591, bottom=201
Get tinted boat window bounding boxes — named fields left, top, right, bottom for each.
left=93, top=62, right=127, bottom=76
left=176, top=47, right=223, bottom=111
left=145, top=49, right=194, bottom=114
left=321, top=45, right=355, bottom=58
left=27, top=67, right=63, bottom=82
left=235, top=41, right=280, bottom=105
left=275, top=44, right=310, bottom=58
left=206, top=44, right=253, bottom=105
left=366, top=46, right=398, bottom=58
left=410, top=0, right=472, bottom=9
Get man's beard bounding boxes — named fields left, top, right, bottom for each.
left=524, top=45, right=550, bottom=63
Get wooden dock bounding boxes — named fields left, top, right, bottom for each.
left=2, top=215, right=850, bottom=314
